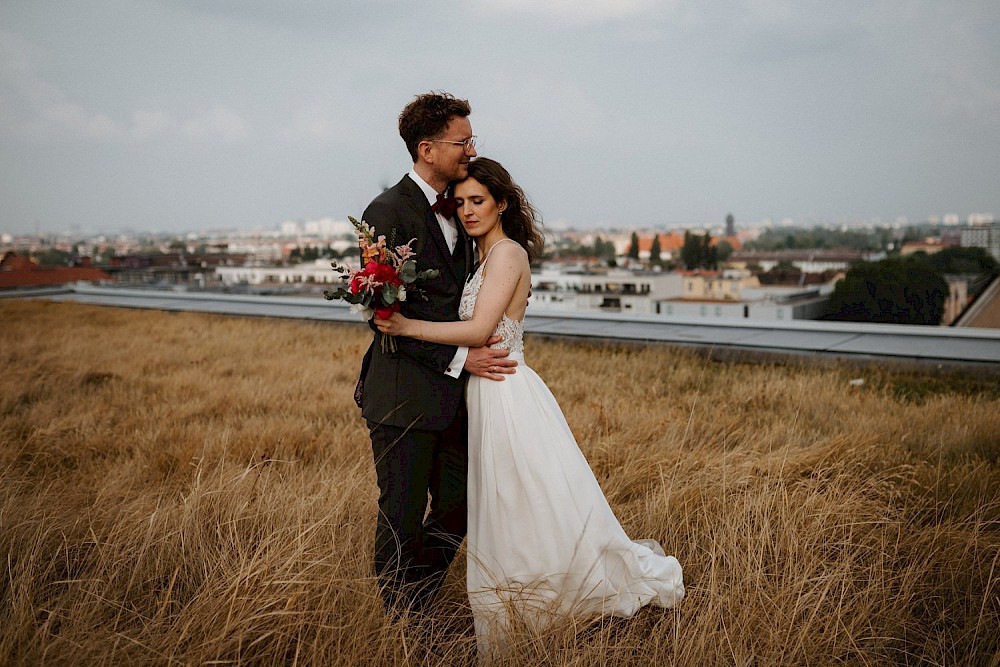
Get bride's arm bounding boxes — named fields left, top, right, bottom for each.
left=375, top=243, right=527, bottom=347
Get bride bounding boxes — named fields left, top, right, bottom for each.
left=375, top=158, right=684, bottom=655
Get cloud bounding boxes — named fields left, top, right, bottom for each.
left=156, top=0, right=424, bottom=36
left=1, top=30, right=251, bottom=144
left=0, top=29, right=123, bottom=140
left=743, top=0, right=796, bottom=24
left=179, top=106, right=250, bottom=143
left=854, top=3, right=1000, bottom=124
left=279, top=103, right=339, bottom=142
left=481, top=77, right=604, bottom=146
left=732, top=2, right=869, bottom=63
left=0, top=29, right=34, bottom=78
left=130, top=110, right=178, bottom=141
left=473, top=0, right=666, bottom=24
left=36, top=100, right=121, bottom=139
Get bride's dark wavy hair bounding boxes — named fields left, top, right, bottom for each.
left=463, top=158, right=544, bottom=263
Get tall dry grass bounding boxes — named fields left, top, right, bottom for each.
left=1, top=299, right=998, bottom=666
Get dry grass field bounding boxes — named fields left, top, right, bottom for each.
left=2, top=299, right=999, bottom=666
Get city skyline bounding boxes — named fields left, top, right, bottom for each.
left=3, top=209, right=996, bottom=243
left=2, top=1, right=999, bottom=235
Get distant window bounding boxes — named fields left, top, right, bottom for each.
left=715, top=306, right=722, bottom=316
left=777, top=309, right=784, bottom=319
left=700, top=305, right=707, bottom=316
left=667, top=305, right=673, bottom=314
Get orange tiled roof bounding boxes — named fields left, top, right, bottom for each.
left=0, top=254, right=37, bottom=271
left=637, top=232, right=687, bottom=253
left=637, top=232, right=741, bottom=253
left=0, top=267, right=112, bottom=288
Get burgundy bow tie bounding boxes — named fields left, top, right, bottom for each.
left=431, top=192, right=457, bottom=219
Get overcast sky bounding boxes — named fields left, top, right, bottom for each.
left=2, top=0, right=998, bottom=235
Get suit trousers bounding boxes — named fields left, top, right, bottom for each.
left=368, top=408, right=468, bottom=611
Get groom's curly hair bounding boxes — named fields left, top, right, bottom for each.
left=398, top=91, right=471, bottom=162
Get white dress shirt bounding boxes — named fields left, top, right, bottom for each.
left=408, top=169, right=469, bottom=378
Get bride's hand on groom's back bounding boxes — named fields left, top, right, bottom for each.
left=465, top=337, right=516, bottom=381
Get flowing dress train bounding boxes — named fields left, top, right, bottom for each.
left=462, top=240, right=684, bottom=656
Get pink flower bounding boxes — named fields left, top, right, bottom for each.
left=394, top=241, right=416, bottom=264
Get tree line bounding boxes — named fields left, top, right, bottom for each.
left=827, top=247, right=998, bottom=325
left=288, top=245, right=344, bottom=262
left=623, top=231, right=732, bottom=270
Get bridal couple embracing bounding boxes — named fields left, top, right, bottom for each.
left=355, top=91, right=684, bottom=658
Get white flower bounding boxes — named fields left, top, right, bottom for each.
left=397, top=286, right=407, bottom=302
left=349, top=302, right=374, bottom=320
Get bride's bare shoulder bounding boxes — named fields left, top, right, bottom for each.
left=492, top=239, right=529, bottom=266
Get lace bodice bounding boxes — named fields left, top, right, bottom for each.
left=459, top=240, right=525, bottom=358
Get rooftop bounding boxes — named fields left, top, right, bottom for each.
left=4, top=284, right=998, bottom=369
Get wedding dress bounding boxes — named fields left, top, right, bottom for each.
left=461, top=240, right=685, bottom=656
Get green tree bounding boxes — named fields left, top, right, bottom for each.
left=702, top=233, right=718, bottom=269
left=926, top=246, right=998, bottom=275
left=715, top=239, right=734, bottom=262
left=32, top=248, right=72, bottom=267
left=680, top=231, right=701, bottom=270
left=745, top=226, right=889, bottom=253
left=593, top=235, right=616, bottom=260
left=649, top=234, right=661, bottom=264
left=627, top=232, right=640, bottom=260
left=828, top=258, right=948, bottom=325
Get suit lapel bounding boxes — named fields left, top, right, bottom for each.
left=401, top=176, right=461, bottom=282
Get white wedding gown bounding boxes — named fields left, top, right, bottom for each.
left=461, top=240, right=685, bottom=656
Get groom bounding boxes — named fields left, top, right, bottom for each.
left=358, top=92, right=516, bottom=612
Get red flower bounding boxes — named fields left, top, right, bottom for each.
left=349, top=273, right=364, bottom=294
left=326, top=218, right=440, bottom=353
left=367, top=261, right=402, bottom=286
left=374, top=302, right=400, bottom=320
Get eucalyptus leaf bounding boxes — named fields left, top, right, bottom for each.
left=399, top=260, right=417, bottom=283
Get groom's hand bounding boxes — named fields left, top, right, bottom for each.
left=465, top=336, right=517, bottom=381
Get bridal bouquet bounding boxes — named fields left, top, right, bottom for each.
left=324, top=216, right=439, bottom=353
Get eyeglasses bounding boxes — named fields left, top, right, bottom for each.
left=428, top=136, right=478, bottom=151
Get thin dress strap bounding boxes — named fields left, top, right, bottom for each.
left=480, top=238, right=519, bottom=271
left=475, top=238, right=526, bottom=324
